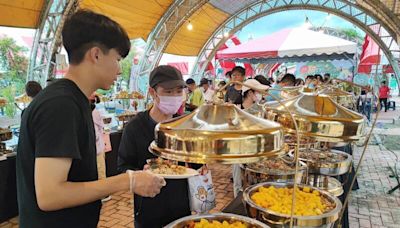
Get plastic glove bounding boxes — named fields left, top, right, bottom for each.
left=126, top=170, right=166, bottom=197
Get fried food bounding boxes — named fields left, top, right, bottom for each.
left=148, top=158, right=186, bottom=175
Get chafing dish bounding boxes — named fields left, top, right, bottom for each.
left=318, top=87, right=354, bottom=108
left=165, top=213, right=269, bottom=228
left=0, top=128, right=12, bottom=141
left=240, top=158, right=307, bottom=188
left=243, top=182, right=341, bottom=227
left=264, top=93, right=365, bottom=142
left=289, top=149, right=352, bottom=176
left=307, top=175, right=344, bottom=197
left=150, top=104, right=285, bottom=164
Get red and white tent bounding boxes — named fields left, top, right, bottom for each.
left=216, top=28, right=357, bottom=64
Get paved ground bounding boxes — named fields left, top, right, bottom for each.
left=1, top=99, right=400, bottom=228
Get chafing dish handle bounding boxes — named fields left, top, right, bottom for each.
left=260, top=212, right=290, bottom=225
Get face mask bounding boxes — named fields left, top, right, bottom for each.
left=255, top=93, right=263, bottom=103
left=157, top=95, right=183, bottom=115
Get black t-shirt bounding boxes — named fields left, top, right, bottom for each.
left=16, top=79, right=101, bottom=228
left=224, top=85, right=242, bottom=104
left=118, top=111, right=196, bottom=227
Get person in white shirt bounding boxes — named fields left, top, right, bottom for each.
left=200, top=78, right=215, bottom=103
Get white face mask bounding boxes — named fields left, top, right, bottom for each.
left=157, top=95, right=183, bottom=115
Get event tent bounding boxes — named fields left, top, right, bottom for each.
left=216, top=28, right=357, bottom=64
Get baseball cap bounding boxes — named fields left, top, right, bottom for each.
left=242, top=79, right=269, bottom=95
left=149, top=65, right=186, bottom=89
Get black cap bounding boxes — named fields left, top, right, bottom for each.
left=199, top=78, right=209, bottom=86
left=149, top=65, right=186, bottom=89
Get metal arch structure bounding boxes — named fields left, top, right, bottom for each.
left=191, top=0, right=400, bottom=89
left=133, top=0, right=208, bottom=93
left=27, top=0, right=78, bottom=86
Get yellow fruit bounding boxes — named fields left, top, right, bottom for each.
left=250, top=186, right=328, bottom=216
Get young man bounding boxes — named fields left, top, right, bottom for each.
left=265, top=73, right=296, bottom=101
left=379, top=81, right=390, bottom=112
left=200, top=78, right=215, bottom=103
left=186, top=78, right=205, bottom=111
left=118, top=65, right=199, bottom=227
left=225, top=66, right=246, bottom=105
left=16, top=10, right=165, bottom=228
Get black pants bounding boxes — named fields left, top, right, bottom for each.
left=379, top=98, right=388, bottom=112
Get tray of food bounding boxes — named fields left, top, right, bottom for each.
left=116, top=111, right=137, bottom=122
left=0, top=128, right=12, bottom=141
left=165, top=213, right=269, bottom=228
left=146, top=158, right=198, bottom=179
left=240, top=158, right=307, bottom=188
left=289, top=149, right=352, bottom=176
left=243, top=182, right=341, bottom=227
left=284, top=134, right=320, bottom=151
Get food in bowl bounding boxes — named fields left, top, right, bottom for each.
left=299, top=151, right=347, bottom=163
left=246, top=158, right=297, bottom=174
left=251, top=186, right=335, bottom=216
left=147, top=158, right=187, bottom=175
left=184, top=219, right=247, bottom=228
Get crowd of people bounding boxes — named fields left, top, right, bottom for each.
left=14, top=9, right=395, bottom=228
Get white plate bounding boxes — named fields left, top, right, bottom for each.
left=150, top=167, right=199, bottom=179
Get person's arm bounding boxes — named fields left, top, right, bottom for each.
left=35, top=157, right=129, bottom=211
left=118, top=124, right=139, bottom=172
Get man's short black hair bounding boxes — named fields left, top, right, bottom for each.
left=279, top=73, right=296, bottom=86
left=382, top=81, right=386, bottom=84
left=324, top=73, right=330, bottom=77
left=231, top=66, right=245, bottom=76
left=25, top=81, right=42, bottom=98
left=225, top=71, right=232, bottom=78
left=62, top=10, right=131, bottom=65
left=186, top=78, right=195, bottom=85
left=306, top=75, right=315, bottom=80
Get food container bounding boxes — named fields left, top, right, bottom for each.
left=0, top=129, right=12, bottom=141
left=165, top=213, right=269, bottom=228
left=243, top=182, right=342, bottom=227
left=150, top=104, right=285, bottom=164
left=240, top=158, right=307, bottom=188
left=289, top=149, right=352, bottom=176
left=307, top=175, right=344, bottom=197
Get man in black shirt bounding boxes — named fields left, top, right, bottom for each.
left=16, top=10, right=165, bottom=228
left=224, top=66, right=246, bottom=105
left=119, top=65, right=197, bottom=227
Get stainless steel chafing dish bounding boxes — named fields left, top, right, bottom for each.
left=264, top=93, right=365, bottom=142
left=150, top=104, right=285, bottom=164
left=165, top=213, right=269, bottom=228
left=0, top=128, right=12, bottom=141
left=243, top=182, right=342, bottom=227
left=318, top=87, right=354, bottom=108
left=240, top=158, right=307, bottom=188
left=307, top=175, right=344, bottom=197
left=289, top=149, right=352, bottom=176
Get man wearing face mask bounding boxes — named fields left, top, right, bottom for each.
left=118, top=65, right=193, bottom=228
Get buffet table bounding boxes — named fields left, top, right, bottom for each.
left=0, top=156, right=18, bottom=223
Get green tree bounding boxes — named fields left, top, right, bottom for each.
left=0, top=36, right=29, bottom=117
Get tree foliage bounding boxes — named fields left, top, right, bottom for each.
left=0, top=36, right=28, bottom=117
